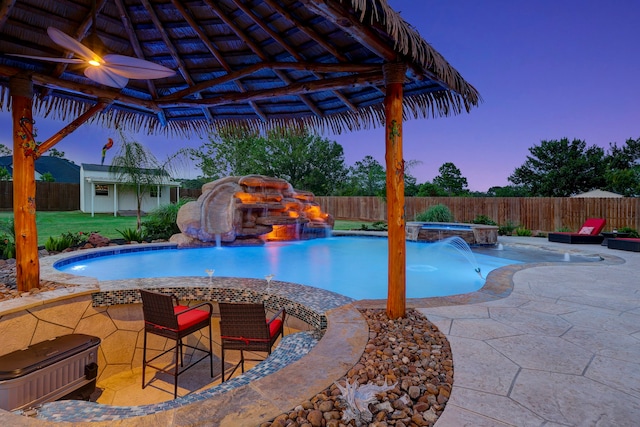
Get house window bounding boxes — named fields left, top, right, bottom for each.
left=150, top=187, right=161, bottom=198
left=95, top=184, right=109, bottom=196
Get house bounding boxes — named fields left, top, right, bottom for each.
left=571, top=189, right=623, bottom=198
left=0, top=156, right=80, bottom=182
left=80, top=163, right=181, bottom=216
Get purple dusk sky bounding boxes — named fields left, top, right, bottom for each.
left=1, top=0, right=638, bottom=191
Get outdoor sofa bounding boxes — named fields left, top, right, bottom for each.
left=547, top=218, right=606, bottom=244
left=607, top=238, right=640, bottom=252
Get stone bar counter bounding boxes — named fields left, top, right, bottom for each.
left=0, top=245, right=366, bottom=426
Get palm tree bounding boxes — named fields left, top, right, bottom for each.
left=109, top=135, right=167, bottom=231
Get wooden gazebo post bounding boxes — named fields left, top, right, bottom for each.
left=9, top=74, right=110, bottom=292
left=384, top=62, right=408, bottom=319
left=10, top=75, right=39, bottom=292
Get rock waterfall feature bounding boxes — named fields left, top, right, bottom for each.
left=171, top=175, right=333, bottom=247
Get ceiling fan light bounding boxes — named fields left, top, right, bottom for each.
left=88, top=60, right=101, bottom=66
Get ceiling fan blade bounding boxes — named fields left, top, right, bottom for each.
left=103, top=54, right=175, bottom=79
left=84, top=66, right=129, bottom=88
left=47, top=26, right=101, bottom=63
left=7, top=54, right=85, bottom=64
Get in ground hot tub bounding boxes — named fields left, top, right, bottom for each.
left=406, top=222, right=498, bottom=245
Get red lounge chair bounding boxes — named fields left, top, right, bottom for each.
left=607, top=238, right=640, bottom=252
left=548, top=218, right=606, bottom=244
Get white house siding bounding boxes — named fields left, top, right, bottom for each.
left=80, top=164, right=179, bottom=215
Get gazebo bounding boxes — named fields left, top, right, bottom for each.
left=0, top=0, right=479, bottom=318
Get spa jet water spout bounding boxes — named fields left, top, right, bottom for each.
left=431, top=236, right=484, bottom=279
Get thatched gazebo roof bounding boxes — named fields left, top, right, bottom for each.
left=0, top=0, right=480, bottom=318
left=0, top=0, right=479, bottom=135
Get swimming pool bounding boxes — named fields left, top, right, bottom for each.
left=55, top=237, right=520, bottom=300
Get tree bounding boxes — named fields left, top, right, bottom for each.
left=403, top=159, right=422, bottom=196
left=109, top=135, right=169, bottom=231
left=47, top=147, right=68, bottom=160
left=0, top=144, right=11, bottom=156
left=257, top=128, right=347, bottom=195
left=40, top=172, right=55, bottom=182
left=509, top=138, right=606, bottom=196
left=190, top=127, right=347, bottom=195
left=190, top=127, right=264, bottom=179
left=486, top=185, right=530, bottom=197
left=416, top=181, right=447, bottom=197
left=404, top=173, right=419, bottom=196
left=340, top=155, right=386, bottom=196
left=0, top=167, right=10, bottom=181
left=433, top=162, right=468, bottom=196
left=604, top=137, right=640, bottom=196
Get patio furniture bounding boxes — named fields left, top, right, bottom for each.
left=139, top=289, right=213, bottom=398
left=218, top=302, right=285, bottom=382
left=600, top=231, right=630, bottom=246
left=548, top=218, right=606, bottom=244
left=607, top=238, right=640, bottom=252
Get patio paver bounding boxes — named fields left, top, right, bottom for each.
left=421, top=236, right=640, bottom=426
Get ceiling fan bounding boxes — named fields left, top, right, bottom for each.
left=10, top=27, right=175, bottom=88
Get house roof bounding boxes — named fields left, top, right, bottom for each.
left=571, top=189, right=624, bottom=198
left=0, top=155, right=80, bottom=183
left=0, top=0, right=479, bottom=137
left=81, top=162, right=179, bottom=185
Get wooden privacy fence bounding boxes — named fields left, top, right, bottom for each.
left=0, top=183, right=200, bottom=211
left=315, top=196, right=640, bottom=233
left=0, top=182, right=79, bottom=211
left=1, top=183, right=638, bottom=232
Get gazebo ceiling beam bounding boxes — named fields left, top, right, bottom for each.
left=262, top=0, right=347, bottom=62
left=139, top=0, right=214, bottom=123
left=36, top=98, right=112, bottom=156
left=0, top=64, right=161, bottom=113
left=50, top=0, right=108, bottom=80
left=0, top=0, right=16, bottom=29
left=114, top=0, right=167, bottom=125
left=169, top=0, right=267, bottom=122
left=158, top=71, right=383, bottom=108
left=301, top=0, right=444, bottom=88
left=203, top=0, right=323, bottom=118
left=231, top=0, right=358, bottom=113
left=162, top=61, right=379, bottom=101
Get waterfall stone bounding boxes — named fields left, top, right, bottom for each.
left=171, top=175, right=333, bottom=247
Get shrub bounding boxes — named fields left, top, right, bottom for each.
left=117, top=227, right=146, bottom=243
left=359, top=221, right=388, bottom=231
left=0, top=219, right=15, bottom=259
left=471, top=215, right=497, bottom=226
left=515, top=227, right=532, bottom=236
left=617, top=227, right=639, bottom=238
left=44, top=231, right=90, bottom=252
left=498, top=221, right=517, bottom=236
left=45, top=235, right=74, bottom=252
left=415, top=204, right=454, bottom=222
left=44, top=231, right=91, bottom=252
left=556, top=226, right=572, bottom=232
left=142, top=199, right=191, bottom=240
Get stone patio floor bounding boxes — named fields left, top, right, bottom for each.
left=427, top=236, right=640, bottom=426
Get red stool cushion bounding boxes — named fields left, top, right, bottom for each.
left=268, top=318, right=283, bottom=338
left=175, top=305, right=210, bottom=331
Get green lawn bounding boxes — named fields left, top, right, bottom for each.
left=0, top=211, right=139, bottom=245
left=0, top=211, right=377, bottom=246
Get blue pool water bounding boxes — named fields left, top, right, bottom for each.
left=55, top=237, right=520, bottom=300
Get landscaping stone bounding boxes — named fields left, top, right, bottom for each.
left=264, top=309, right=452, bottom=427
